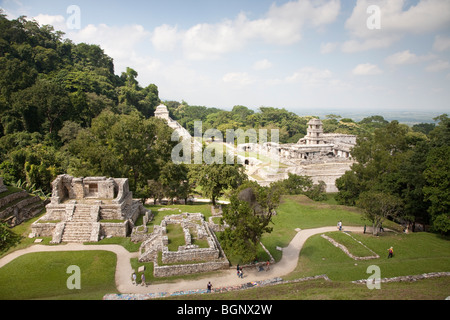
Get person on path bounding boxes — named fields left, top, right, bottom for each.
left=337, top=220, right=342, bottom=231
left=207, top=281, right=212, bottom=293
left=131, top=271, right=137, bottom=285
left=266, top=260, right=270, bottom=271
left=387, top=247, right=394, bottom=258
left=141, top=273, right=146, bottom=286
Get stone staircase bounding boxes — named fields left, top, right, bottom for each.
left=61, top=206, right=94, bottom=243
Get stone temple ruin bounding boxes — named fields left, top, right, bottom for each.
left=138, top=211, right=229, bottom=278
left=240, top=118, right=357, bottom=192
left=31, top=175, right=148, bottom=243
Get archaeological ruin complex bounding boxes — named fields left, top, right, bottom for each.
left=239, top=118, right=357, bottom=192
left=31, top=175, right=149, bottom=243
left=137, top=211, right=229, bottom=277
left=154, top=104, right=356, bottom=192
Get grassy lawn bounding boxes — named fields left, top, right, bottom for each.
left=0, top=251, right=117, bottom=300
left=326, top=231, right=377, bottom=257
left=261, top=195, right=375, bottom=262
left=285, top=231, right=450, bottom=282
left=1, top=196, right=448, bottom=300
left=166, top=223, right=186, bottom=251
left=170, top=277, right=450, bottom=300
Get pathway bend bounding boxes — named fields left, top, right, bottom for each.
left=0, top=226, right=364, bottom=294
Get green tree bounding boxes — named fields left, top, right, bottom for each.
left=357, top=191, right=403, bottom=236
left=0, top=222, right=21, bottom=252
left=11, top=79, right=71, bottom=134
left=423, top=146, right=450, bottom=231
left=68, top=110, right=175, bottom=191
left=220, top=182, right=280, bottom=263
left=189, top=160, right=247, bottom=206
left=336, top=121, right=415, bottom=205
left=159, top=162, right=190, bottom=204
left=270, top=173, right=327, bottom=201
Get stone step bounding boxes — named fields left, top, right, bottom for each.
left=62, top=236, right=91, bottom=243
left=64, top=223, right=92, bottom=230
left=72, top=214, right=91, bottom=220
left=62, top=221, right=93, bottom=242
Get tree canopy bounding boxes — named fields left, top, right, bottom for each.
left=336, top=115, right=450, bottom=234
left=220, top=181, right=280, bottom=263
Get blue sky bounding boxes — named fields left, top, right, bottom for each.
left=1, top=0, right=450, bottom=116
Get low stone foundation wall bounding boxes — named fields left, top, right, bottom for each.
left=153, top=259, right=229, bottom=278
left=352, top=272, right=450, bottom=284
left=31, top=221, right=58, bottom=237
left=161, top=247, right=220, bottom=264
left=43, top=205, right=67, bottom=221
left=100, top=221, right=128, bottom=238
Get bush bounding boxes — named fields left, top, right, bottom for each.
left=0, top=222, right=21, bottom=253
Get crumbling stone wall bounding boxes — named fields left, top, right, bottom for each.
left=153, top=260, right=229, bottom=278
left=139, top=212, right=230, bottom=277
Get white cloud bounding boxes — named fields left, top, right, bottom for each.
left=425, top=60, right=450, bottom=73
left=285, top=67, right=333, bottom=85
left=433, top=35, right=450, bottom=52
left=33, top=14, right=67, bottom=32
left=320, top=42, right=338, bottom=54
left=385, top=50, right=419, bottom=65
left=222, top=72, right=256, bottom=86
left=153, top=0, right=340, bottom=60
left=67, top=23, right=151, bottom=73
left=151, top=24, right=180, bottom=52
left=343, top=0, right=450, bottom=53
left=69, top=24, right=150, bottom=59
left=352, top=63, right=383, bottom=75
left=253, top=59, right=272, bottom=71
left=182, top=17, right=244, bottom=60
left=341, top=36, right=399, bottom=53
left=247, top=0, right=341, bottom=45
left=384, top=50, right=436, bottom=66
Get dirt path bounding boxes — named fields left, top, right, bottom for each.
left=0, top=226, right=364, bottom=294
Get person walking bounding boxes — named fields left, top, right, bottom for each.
left=387, top=247, right=394, bottom=258
left=266, top=260, right=270, bottom=271
left=131, top=271, right=137, bottom=285
left=337, top=220, right=342, bottom=231
left=207, top=281, right=212, bottom=293
left=141, top=273, right=146, bottom=286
